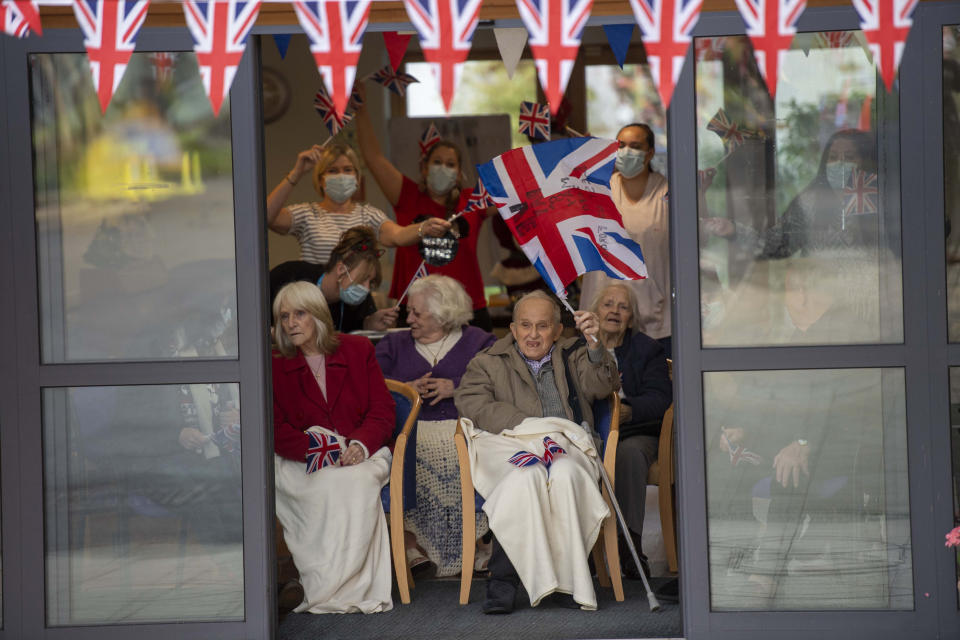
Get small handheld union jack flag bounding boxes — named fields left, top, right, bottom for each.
left=419, top=122, right=441, bottom=158
left=843, top=169, right=878, bottom=216
left=852, top=0, right=918, bottom=92
left=508, top=450, right=543, bottom=468
left=706, top=108, right=762, bottom=150
left=396, top=260, right=429, bottom=306
left=628, top=0, right=704, bottom=108
left=150, top=51, right=176, bottom=84
left=719, top=430, right=762, bottom=466
left=306, top=431, right=342, bottom=474
left=518, top=101, right=551, bottom=141
left=183, top=0, right=262, bottom=117
left=462, top=181, right=493, bottom=215
left=733, top=0, right=807, bottom=98
left=73, top=0, right=151, bottom=113
left=365, top=64, right=419, bottom=97
left=1, top=0, right=40, bottom=38
left=540, top=436, right=567, bottom=468
left=314, top=83, right=358, bottom=136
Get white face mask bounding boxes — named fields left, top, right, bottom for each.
left=825, top=161, right=857, bottom=190
left=324, top=174, right=358, bottom=204
left=615, top=147, right=648, bottom=179
left=427, top=164, right=458, bottom=195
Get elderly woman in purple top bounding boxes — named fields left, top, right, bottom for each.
left=376, top=275, right=496, bottom=576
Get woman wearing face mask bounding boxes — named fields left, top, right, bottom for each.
left=580, top=122, right=673, bottom=355
left=355, top=100, right=493, bottom=331
left=266, top=143, right=451, bottom=265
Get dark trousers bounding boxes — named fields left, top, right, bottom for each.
left=488, top=536, right=520, bottom=591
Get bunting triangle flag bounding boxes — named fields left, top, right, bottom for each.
left=629, top=0, right=703, bottom=108
left=494, top=27, right=527, bottom=78
left=73, top=0, right=151, bottom=113
left=515, top=0, right=594, bottom=116
left=273, top=33, right=291, bottom=59
left=403, top=0, right=484, bottom=112
left=1, top=0, right=41, bottom=38
left=852, top=0, right=918, bottom=92
left=383, top=30, right=413, bottom=70
left=183, top=0, right=263, bottom=116
left=602, top=23, right=633, bottom=69
left=293, top=0, right=373, bottom=119
left=733, top=0, right=806, bottom=98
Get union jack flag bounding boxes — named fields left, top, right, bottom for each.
left=293, top=0, right=372, bottom=118
left=403, top=0, right=483, bottom=112
left=628, top=0, right=703, bottom=108
left=462, top=180, right=492, bottom=215
left=183, top=0, right=262, bottom=117
left=720, top=430, right=762, bottom=466
left=508, top=450, right=543, bottom=468
left=706, top=108, right=762, bottom=149
left=419, top=122, right=441, bottom=157
left=1, top=0, right=40, bottom=38
left=516, top=0, right=593, bottom=115
left=815, top=29, right=856, bottom=50
left=149, top=51, right=176, bottom=83
left=365, top=64, right=419, bottom=97
left=852, top=0, right=917, bottom=92
left=73, top=0, right=151, bottom=113
left=694, top=36, right=725, bottom=61
left=733, top=0, right=807, bottom=98
left=540, top=436, right=566, bottom=468
left=518, top=101, right=551, bottom=141
left=477, top=137, right=648, bottom=297
left=397, top=260, right=430, bottom=305
left=843, top=169, right=878, bottom=216
left=306, top=431, right=342, bottom=474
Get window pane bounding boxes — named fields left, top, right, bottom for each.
left=945, top=27, right=960, bottom=341
left=704, top=368, right=912, bottom=610
left=949, top=367, right=960, bottom=605
left=30, top=52, right=238, bottom=362
left=695, top=34, right=903, bottom=347
left=44, top=385, right=243, bottom=625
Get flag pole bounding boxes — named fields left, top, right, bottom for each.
left=394, top=260, right=426, bottom=309
left=556, top=294, right=599, bottom=344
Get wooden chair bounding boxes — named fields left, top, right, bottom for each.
left=453, top=392, right=625, bottom=605
left=645, top=358, right=678, bottom=573
left=383, top=379, right=422, bottom=604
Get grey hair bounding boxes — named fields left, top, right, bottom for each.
left=512, top=290, right=562, bottom=324
left=272, top=281, right=339, bottom=357
left=589, top=282, right=639, bottom=330
left=407, top=274, right=473, bottom=332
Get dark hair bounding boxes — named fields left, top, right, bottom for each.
left=326, top=226, right=383, bottom=288
left=421, top=140, right=463, bottom=212
left=617, top=123, right=655, bottom=150
left=814, top=129, right=876, bottom=181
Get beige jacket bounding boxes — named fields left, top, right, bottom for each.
left=454, top=334, right=620, bottom=434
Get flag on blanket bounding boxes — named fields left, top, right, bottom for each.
left=306, top=431, right=341, bottom=473
left=541, top=436, right=567, bottom=467
left=476, top=137, right=648, bottom=297
left=508, top=450, right=543, bottom=468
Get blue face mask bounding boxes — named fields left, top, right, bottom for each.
left=338, top=267, right=370, bottom=306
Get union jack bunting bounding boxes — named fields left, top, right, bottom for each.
left=508, top=450, right=543, bottom=468
left=476, top=137, right=648, bottom=297
left=733, top=0, right=807, bottom=98
left=402, top=0, right=484, bottom=112
left=843, top=169, right=879, bottom=216
left=293, top=0, right=372, bottom=118
left=305, top=431, right=341, bottom=474
left=183, top=0, right=262, bottom=116
left=515, top=0, right=594, bottom=115
left=628, top=0, right=703, bottom=108
left=518, top=101, right=551, bottom=141
left=419, top=122, right=441, bottom=157
left=1, top=0, right=40, bottom=38
left=462, top=180, right=492, bottom=215
left=73, top=0, right=151, bottom=113
left=149, top=51, right=176, bottom=83
left=365, top=64, right=419, bottom=97
left=852, top=0, right=918, bottom=92
left=540, top=436, right=566, bottom=468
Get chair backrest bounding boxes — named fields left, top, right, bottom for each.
left=591, top=392, right=621, bottom=457
left=385, top=380, right=422, bottom=509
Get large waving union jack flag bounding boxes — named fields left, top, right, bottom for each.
left=293, top=0, right=372, bottom=118
left=403, top=0, right=483, bottom=112
left=628, top=0, right=703, bottom=108
left=516, top=0, right=593, bottom=115
left=1, top=0, right=41, bottom=38
left=852, top=0, right=917, bottom=92
left=73, top=0, right=150, bottom=113
left=183, top=0, right=262, bottom=116
left=733, top=0, right=807, bottom=98
left=305, top=431, right=342, bottom=474
left=477, top=137, right=647, bottom=297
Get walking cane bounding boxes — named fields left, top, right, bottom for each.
left=586, top=424, right=661, bottom=612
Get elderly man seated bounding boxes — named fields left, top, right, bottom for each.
left=454, top=291, right=620, bottom=614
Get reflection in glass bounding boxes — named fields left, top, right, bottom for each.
left=944, top=27, right=960, bottom=341
left=44, top=384, right=243, bottom=625
left=695, top=33, right=903, bottom=346
left=704, top=369, right=912, bottom=610
left=30, top=52, right=238, bottom=362
left=949, top=368, right=960, bottom=603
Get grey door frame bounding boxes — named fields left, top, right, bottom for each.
left=0, top=29, right=275, bottom=640
left=671, top=4, right=960, bottom=639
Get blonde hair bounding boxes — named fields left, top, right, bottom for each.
left=312, top=144, right=365, bottom=201
left=590, top=282, right=639, bottom=331
left=408, top=274, right=473, bottom=332
left=272, top=281, right=340, bottom=357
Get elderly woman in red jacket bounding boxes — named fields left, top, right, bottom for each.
left=272, top=280, right=396, bottom=614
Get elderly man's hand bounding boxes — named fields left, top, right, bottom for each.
left=179, top=427, right=209, bottom=452
left=573, top=310, right=601, bottom=343
left=773, top=440, right=809, bottom=488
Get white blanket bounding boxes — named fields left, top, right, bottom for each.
left=275, top=427, right=393, bottom=614
left=462, top=417, right=610, bottom=610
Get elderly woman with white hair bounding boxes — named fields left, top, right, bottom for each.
left=375, top=275, right=496, bottom=577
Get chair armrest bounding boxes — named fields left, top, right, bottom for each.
left=657, top=403, right=675, bottom=486
left=454, top=420, right=473, bottom=494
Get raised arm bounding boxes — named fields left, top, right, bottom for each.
left=266, top=145, right=324, bottom=234
left=377, top=216, right=451, bottom=247
left=355, top=100, right=404, bottom=206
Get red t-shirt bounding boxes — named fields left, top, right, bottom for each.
left=389, top=176, right=488, bottom=310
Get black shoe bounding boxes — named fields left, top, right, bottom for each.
left=619, top=530, right=650, bottom=580
left=482, top=579, right=517, bottom=614
left=655, top=578, right=679, bottom=603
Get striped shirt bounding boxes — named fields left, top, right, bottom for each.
left=287, top=202, right=389, bottom=264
